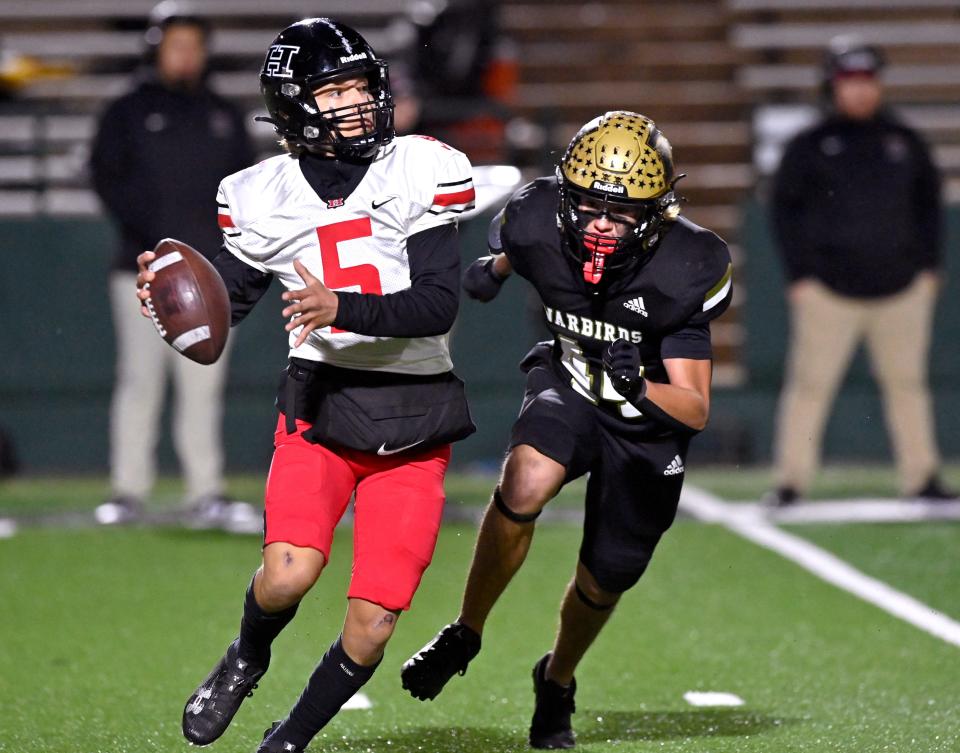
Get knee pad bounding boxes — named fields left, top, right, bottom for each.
left=493, top=486, right=541, bottom=524
left=578, top=548, right=652, bottom=594
left=574, top=581, right=617, bottom=611
left=584, top=560, right=648, bottom=595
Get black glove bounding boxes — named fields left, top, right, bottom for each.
left=462, top=255, right=506, bottom=302
left=602, top=338, right=646, bottom=403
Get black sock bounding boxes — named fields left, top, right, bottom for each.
left=237, top=576, right=298, bottom=668
left=271, top=635, right=380, bottom=749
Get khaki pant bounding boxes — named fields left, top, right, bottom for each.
left=109, top=271, right=231, bottom=503
left=773, top=275, right=940, bottom=495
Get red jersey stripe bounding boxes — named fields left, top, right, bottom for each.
left=432, top=187, right=476, bottom=207
left=217, top=214, right=235, bottom=228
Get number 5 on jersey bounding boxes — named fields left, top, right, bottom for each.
left=316, top=218, right=382, bottom=333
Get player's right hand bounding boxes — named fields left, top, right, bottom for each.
left=462, top=255, right=506, bottom=302
left=282, top=259, right=340, bottom=347
left=135, top=250, right=156, bottom=318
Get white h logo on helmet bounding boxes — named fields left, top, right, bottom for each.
left=265, top=45, right=300, bottom=77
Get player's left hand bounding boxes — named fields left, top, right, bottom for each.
left=135, top=250, right=157, bottom=318
left=282, top=259, right=339, bottom=347
left=603, top=338, right=646, bottom=402
left=463, top=255, right=507, bottom=302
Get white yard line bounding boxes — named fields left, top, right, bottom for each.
left=681, top=486, right=960, bottom=648
left=755, top=498, right=960, bottom=525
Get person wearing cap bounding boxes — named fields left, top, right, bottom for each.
left=89, top=3, right=256, bottom=526
left=765, top=36, right=955, bottom=506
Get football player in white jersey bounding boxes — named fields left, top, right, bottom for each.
left=136, top=18, right=475, bottom=753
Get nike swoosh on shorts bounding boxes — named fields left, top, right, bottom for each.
left=377, top=440, right=423, bottom=456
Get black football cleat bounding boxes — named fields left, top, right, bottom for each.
left=182, top=638, right=266, bottom=746
left=910, top=476, right=959, bottom=503
left=256, top=721, right=304, bottom=753
left=762, top=486, right=798, bottom=508
left=401, top=622, right=481, bottom=701
left=529, top=653, right=576, bottom=749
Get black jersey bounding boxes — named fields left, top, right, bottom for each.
left=497, top=177, right=732, bottom=433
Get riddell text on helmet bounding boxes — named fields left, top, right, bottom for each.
left=592, top=181, right=627, bottom=195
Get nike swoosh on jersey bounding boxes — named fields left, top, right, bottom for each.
left=376, top=440, right=423, bottom=456
left=371, top=196, right=397, bottom=209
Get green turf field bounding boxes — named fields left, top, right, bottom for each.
left=0, top=470, right=958, bottom=752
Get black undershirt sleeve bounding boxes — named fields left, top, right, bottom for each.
left=660, top=322, right=712, bottom=361
left=213, top=247, right=275, bottom=326
left=332, top=223, right=460, bottom=337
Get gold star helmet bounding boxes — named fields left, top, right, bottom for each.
left=557, top=111, right=682, bottom=284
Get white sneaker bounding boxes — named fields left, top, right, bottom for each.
left=94, top=496, right=143, bottom=525
left=187, top=496, right=262, bottom=534
left=223, top=501, right=263, bottom=535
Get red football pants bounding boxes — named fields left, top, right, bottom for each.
left=264, top=415, right=451, bottom=611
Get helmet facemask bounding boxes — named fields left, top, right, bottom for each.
left=275, top=64, right=394, bottom=160
left=556, top=111, right=681, bottom=285
left=559, top=184, right=667, bottom=284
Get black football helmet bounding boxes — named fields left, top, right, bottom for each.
left=259, top=18, right=395, bottom=159
left=557, top=111, right=682, bottom=285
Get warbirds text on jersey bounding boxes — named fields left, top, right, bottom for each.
left=543, top=305, right=643, bottom=345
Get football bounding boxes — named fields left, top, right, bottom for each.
left=143, top=238, right=230, bottom=365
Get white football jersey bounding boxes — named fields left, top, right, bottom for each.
left=216, top=135, right=475, bottom=374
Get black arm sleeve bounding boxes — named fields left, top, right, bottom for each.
left=332, top=223, right=460, bottom=337
left=212, top=248, right=274, bottom=326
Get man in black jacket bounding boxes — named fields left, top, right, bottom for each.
left=766, top=36, right=955, bottom=506
left=90, top=6, right=255, bottom=525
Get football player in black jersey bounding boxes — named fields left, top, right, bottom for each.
left=401, top=111, right=733, bottom=749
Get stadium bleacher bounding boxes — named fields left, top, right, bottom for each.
left=728, top=0, right=960, bottom=202
left=0, top=1, right=414, bottom=215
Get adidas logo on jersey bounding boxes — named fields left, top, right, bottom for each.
left=663, top=455, right=685, bottom=476
left=623, top=296, right=648, bottom=317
